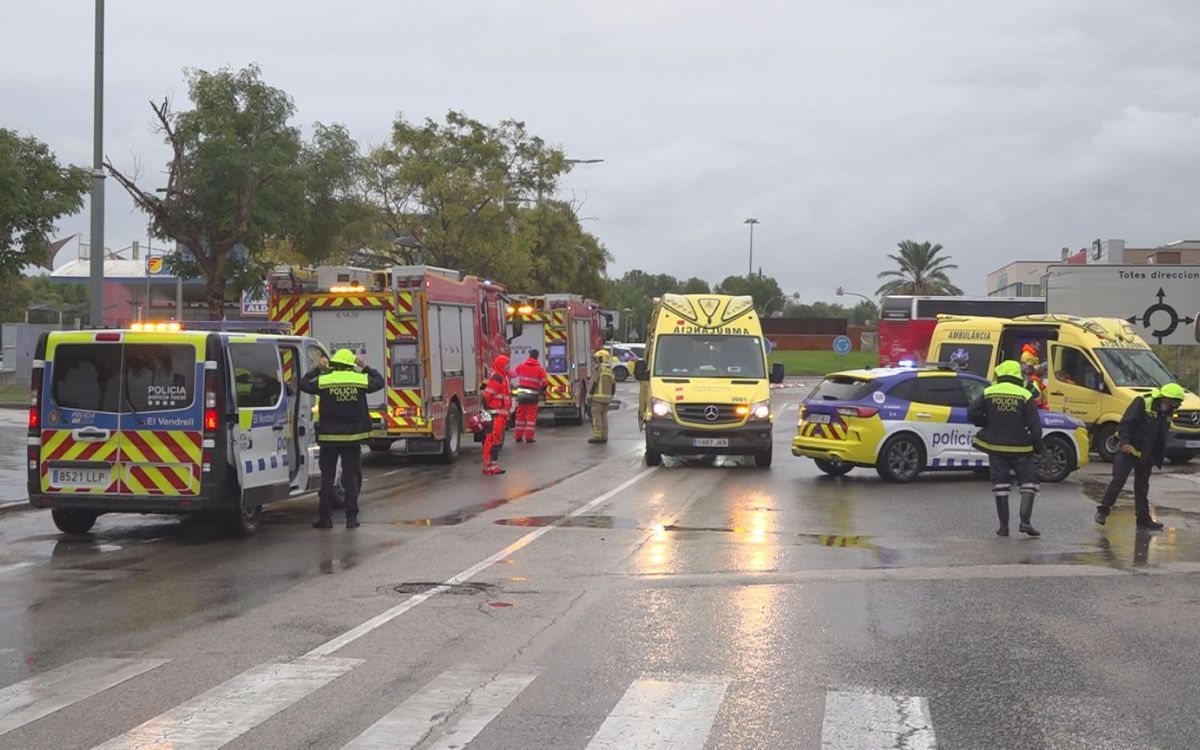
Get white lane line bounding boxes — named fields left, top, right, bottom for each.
left=92, top=656, right=360, bottom=750
left=586, top=678, right=727, bottom=749
left=343, top=670, right=537, bottom=749
left=821, top=690, right=937, bottom=749
left=0, top=562, right=35, bottom=577
left=306, top=468, right=656, bottom=657
left=0, top=657, right=169, bottom=736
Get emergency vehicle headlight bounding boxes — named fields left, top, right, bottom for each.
left=518, top=305, right=534, bottom=315
left=750, top=401, right=771, bottom=420
left=651, top=398, right=672, bottom=417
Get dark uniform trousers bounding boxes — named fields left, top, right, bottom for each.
left=318, top=443, right=362, bottom=521
left=1100, top=451, right=1153, bottom=523
left=989, top=454, right=1038, bottom=493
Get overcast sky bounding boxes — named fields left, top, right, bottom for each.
left=5, top=0, right=1200, bottom=300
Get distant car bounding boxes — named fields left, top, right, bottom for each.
left=608, top=345, right=641, bottom=382
left=790, top=365, right=1090, bottom=483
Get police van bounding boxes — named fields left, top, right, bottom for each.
left=26, top=323, right=329, bottom=536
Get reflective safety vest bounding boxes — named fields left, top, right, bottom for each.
left=969, top=379, right=1043, bottom=455
left=514, top=357, right=549, bottom=403
left=301, top=366, right=381, bottom=443
left=590, top=364, right=615, bottom=404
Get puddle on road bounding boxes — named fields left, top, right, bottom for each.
left=494, top=515, right=639, bottom=529
left=394, top=464, right=597, bottom=527
left=381, top=581, right=495, bottom=596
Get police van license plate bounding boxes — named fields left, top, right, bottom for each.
left=806, top=413, right=831, bottom=424
left=50, top=467, right=111, bottom=488
left=693, top=437, right=729, bottom=448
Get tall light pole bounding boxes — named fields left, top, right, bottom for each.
left=743, top=217, right=759, bottom=277
left=538, top=157, right=603, bottom=207
left=88, top=0, right=106, bottom=326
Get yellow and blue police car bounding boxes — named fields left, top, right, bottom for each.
left=27, top=322, right=329, bottom=536
left=791, top=365, right=1090, bottom=483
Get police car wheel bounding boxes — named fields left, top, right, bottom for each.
left=1095, top=423, right=1119, bottom=463
left=51, top=509, right=98, bottom=536
left=1037, top=435, right=1075, bottom=483
left=224, top=502, right=262, bottom=537
left=875, top=434, right=924, bottom=483
left=815, top=459, right=852, bottom=478
left=1168, top=454, right=1195, bottom=465
left=614, top=366, right=629, bottom=383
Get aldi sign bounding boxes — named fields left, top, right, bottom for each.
left=241, top=286, right=268, bottom=317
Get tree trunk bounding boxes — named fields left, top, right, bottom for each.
left=205, top=251, right=227, bottom=320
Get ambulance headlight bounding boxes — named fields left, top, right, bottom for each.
left=750, top=401, right=771, bottom=420
left=651, top=398, right=672, bottom=417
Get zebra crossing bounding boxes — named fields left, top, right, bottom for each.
left=0, top=654, right=940, bottom=748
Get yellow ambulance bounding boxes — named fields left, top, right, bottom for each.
left=929, top=314, right=1200, bottom=462
left=27, top=322, right=329, bottom=536
left=634, top=294, right=785, bottom=467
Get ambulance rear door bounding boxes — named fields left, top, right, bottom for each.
left=225, top=339, right=291, bottom=505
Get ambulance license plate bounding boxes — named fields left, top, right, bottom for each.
left=693, top=438, right=729, bottom=448
left=50, top=467, right=111, bottom=488
left=806, top=413, right=832, bottom=424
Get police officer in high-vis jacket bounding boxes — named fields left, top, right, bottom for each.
left=969, top=359, right=1044, bottom=537
left=1095, top=382, right=1187, bottom=531
left=300, top=349, right=384, bottom=529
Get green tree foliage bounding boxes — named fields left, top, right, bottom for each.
left=783, top=299, right=877, bottom=325
left=713, top=274, right=784, bottom=312
left=107, top=65, right=364, bottom=319
left=363, top=110, right=609, bottom=293
left=0, top=275, right=88, bottom=323
left=679, top=277, right=711, bottom=294
left=0, top=275, right=32, bottom=322
left=0, top=129, right=89, bottom=278
left=292, top=123, right=378, bottom=265
left=876, top=240, right=963, bottom=297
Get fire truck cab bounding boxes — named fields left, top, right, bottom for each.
left=270, top=265, right=512, bottom=461
left=506, top=294, right=609, bottom=424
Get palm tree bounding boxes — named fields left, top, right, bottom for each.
left=875, top=240, right=963, bottom=297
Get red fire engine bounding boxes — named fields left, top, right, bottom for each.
left=506, top=294, right=608, bottom=424
left=269, top=265, right=512, bottom=461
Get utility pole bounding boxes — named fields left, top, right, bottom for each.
left=743, top=217, right=759, bottom=277
left=88, top=0, right=106, bottom=327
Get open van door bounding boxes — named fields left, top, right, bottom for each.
left=225, top=339, right=291, bottom=533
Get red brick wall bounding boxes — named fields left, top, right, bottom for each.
left=769, top=326, right=876, bottom=351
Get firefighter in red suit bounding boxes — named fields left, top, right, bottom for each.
left=482, top=354, right=512, bottom=475
left=513, top=349, right=549, bottom=443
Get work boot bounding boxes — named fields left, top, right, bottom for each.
left=1137, top=518, right=1164, bottom=531
left=1094, top=506, right=1109, bottom=526
left=995, top=496, right=1009, bottom=537
left=1019, top=492, right=1040, bottom=537
left=312, top=518, right=332, bottom=529
left=484, top=465, right=506, bottom=476
left=346, top=517, right=360, bottom=529
left=516, top=437, right=524, bottom=443
left=526, top=438, right=536, bottom=444
left=588, top=437, right=604, bottom=444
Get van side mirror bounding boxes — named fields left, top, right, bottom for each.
left=508, top=316, right=523, bottom=342
left=634, top=360, right=648, bottom=381
left=604, top=325, right=615, bottom=341
left=770, top=362, right=785, bottom=384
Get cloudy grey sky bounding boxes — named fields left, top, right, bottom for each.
left=4, top=0, right=1200, bottom=301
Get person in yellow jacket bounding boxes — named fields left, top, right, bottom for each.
left=300, top=349, right=384, bottom=528
left=588, top=349, right=615, bottom=444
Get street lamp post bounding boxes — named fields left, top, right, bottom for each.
left=836, top=287, right=878, bottom=324
left=88, top=0, right=106, bottom=326
left=622, top=307, right=633, bottom=341
left=762, top=292, right=800, bottom=317
left=743, top=218, right=759, bottom=277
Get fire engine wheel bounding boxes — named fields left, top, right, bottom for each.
left=51, top=509, right=98, bottom=536
left=436, top=405, right=463, bottom=464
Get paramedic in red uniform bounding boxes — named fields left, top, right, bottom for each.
left=513, top=349, right=549, bottom=443
left=482, top=355, right=512, bottom=475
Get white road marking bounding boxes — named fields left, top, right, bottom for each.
left=0, top=657, right=169, bottom=736
left=586, top=678, right=727, bottom=749
left=0, top=562, right=35, bottom=577
left=821, top=690, right=937, bottom=749
left=343, top=670, right=537, bottom=749
left=306, top=468, right=656, bottom=657
left=92, top=656, right=360, bottom=750
left=0, top=501, right=28, bottom=512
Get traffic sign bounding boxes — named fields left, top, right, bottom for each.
left=833, top=335, right=853, bottom=355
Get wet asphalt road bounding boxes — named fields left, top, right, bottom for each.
left=3, top=387, right=1200, bottom=748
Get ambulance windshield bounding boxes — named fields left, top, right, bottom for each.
left=1095, top=348, right=1174, bottom=388
left=652, top=334, right=766, bottom=379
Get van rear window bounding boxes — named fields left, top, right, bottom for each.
left=50, top=344, right=122, bottom=412
left=124, top=344, right=195, bottom=411
left=809, top=376, right=880, bottom=401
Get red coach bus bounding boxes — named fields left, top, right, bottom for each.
left=878, top=296, right=1046, bottom=366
